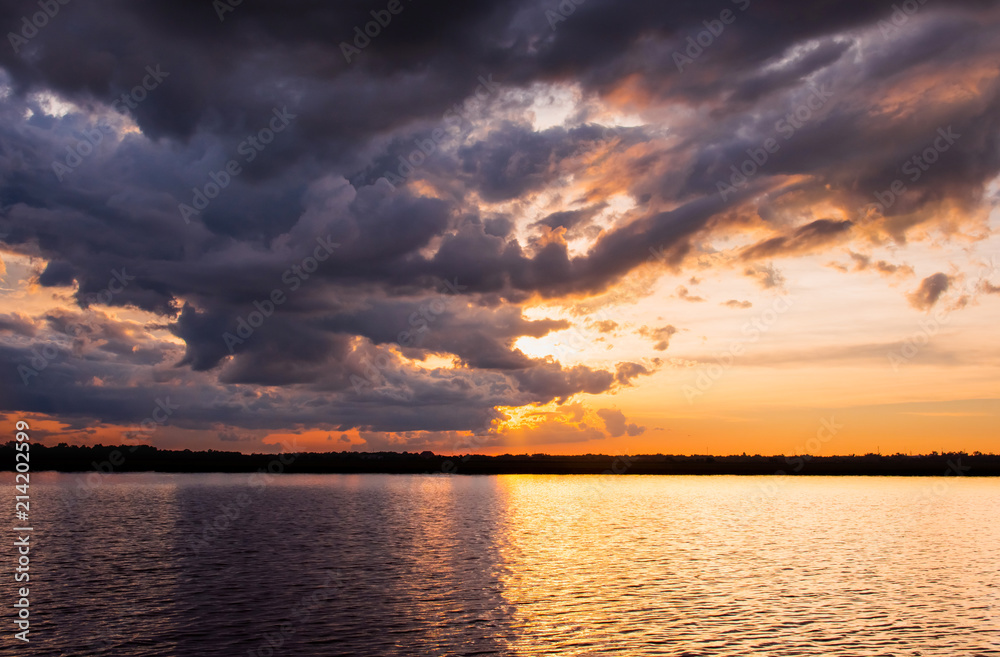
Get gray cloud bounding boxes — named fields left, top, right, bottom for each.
left=596, top=408, right=645, bottom=438
left=1, top=0, right=998, bottom=441
left=907, top=273, right=951, bottom=310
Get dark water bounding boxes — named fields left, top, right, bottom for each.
left=3, top=473, right=999, bottom=656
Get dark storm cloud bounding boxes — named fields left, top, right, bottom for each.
left=0, top=295, right=652, bottom=433
left=532, top=203, right=607, bottom=242
left=454, top=123, right=624, bottom=202
left=37, top=260, right=75, bottom=286
left=0, top=313, right=36, bottom=336
left=741, top=219, right=853, bottom=261
left=1, top=0, right=999, bottom=438
left=4, top=2, right=997, bottom=296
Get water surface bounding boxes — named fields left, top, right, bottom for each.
left=4, top=473, right=999, bottom=656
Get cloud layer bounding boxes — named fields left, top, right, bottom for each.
left=1, top=0, right=999, bottom=449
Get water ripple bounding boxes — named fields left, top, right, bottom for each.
left=3, top=473, right=998, bottom=656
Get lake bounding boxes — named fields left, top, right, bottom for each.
left=5, top=473, right=999, bottom=656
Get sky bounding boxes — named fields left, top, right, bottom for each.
left=0, top=0, right=998, bottom=456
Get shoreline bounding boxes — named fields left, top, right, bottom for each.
left=5, top=444, right=999, bottom=476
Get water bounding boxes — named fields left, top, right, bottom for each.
left=4, top=473, right=999, bottom=656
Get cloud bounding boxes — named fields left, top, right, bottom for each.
left=492, top=415, right=607, bottom=448
left=722, top=300, right=752, bottom=309
left=532, top=204, right=607, bottom=241
left=980, top=280, right=1000, bottom=294
left=218, top=429, right=254, bottom=443
left=675, top=286, right=706, bottom=303
left=590, top=320, right=619, bottom=333
left=741, top=219, right=853, bottom=261
left=907, top=273, right=951, bottom=310
left=874, top=261, right=915, bottom=277
left=596, top=408, right=645, bottom=438
left=0, top=313, right=37, bottom=337
left=0, top=0, right=998, bottom=446
left=638, top=325, right=677, bottom=352
left=744, top=264, right=786, bottom=290
left=847, top=252, right=914, bottom=277
left=615, top=361, right=653, bottom=385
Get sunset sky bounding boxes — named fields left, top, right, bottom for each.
left=1, top=0, right=998, bottom=456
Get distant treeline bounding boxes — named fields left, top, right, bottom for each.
left=4, top=443, right=1000, bottom=476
